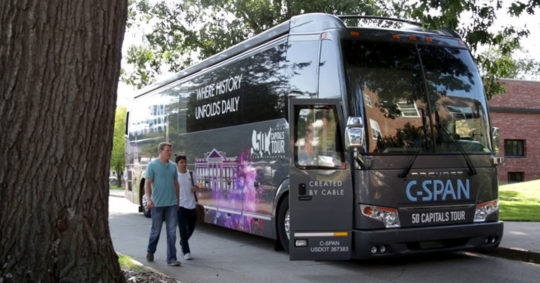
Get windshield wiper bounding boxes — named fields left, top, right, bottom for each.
left=448, top=132, right=477, bottom=176
left=399, top=149, right=420, bottom=178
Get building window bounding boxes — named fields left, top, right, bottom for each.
left=369, top=119, right=382, bottom=140
left=397, top=100, right=420, bottom=117
left=504, top=139, right=525, bottom=157
left=364, top=94, right=372, bottom=107
left=508, top=172, right=524, bottom=183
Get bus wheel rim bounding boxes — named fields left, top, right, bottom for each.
left=285, top=209, right=290, bottom=240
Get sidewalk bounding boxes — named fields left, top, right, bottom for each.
left=481, top=221, right=540, bottom=263
left=109, top=189, right=125, bottom=198
left=108, top=191, right=538, bottom=263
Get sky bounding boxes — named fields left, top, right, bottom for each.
left=489, top=4, right=540, bottom=63
left=116, top=5, right=540, bottom=107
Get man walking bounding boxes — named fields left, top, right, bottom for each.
left=145, top=142, right=181, bottom=266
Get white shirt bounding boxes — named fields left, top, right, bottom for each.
left=177, top=170, right=197, bottom=209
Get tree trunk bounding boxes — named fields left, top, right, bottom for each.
left=117, top=171, right=124, bottom=187
left=1, top=0, right=127, bottom=282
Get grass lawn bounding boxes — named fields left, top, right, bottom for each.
left=499, top=179, right=540, bottom=221
left=118, top=254, right=146, bottom=271
left=109, top=185, right=124, bottom=190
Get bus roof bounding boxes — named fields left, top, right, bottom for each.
left=134, top=13, right=462, bottom=98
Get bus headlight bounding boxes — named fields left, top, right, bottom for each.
left=474, top=199, right=499, bottom=222
left=361, top=205, right=400, bottom=228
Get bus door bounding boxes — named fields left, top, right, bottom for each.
left=288, top=98, right=353, bottom=260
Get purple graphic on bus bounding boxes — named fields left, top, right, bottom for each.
left=194, top=149, right=264, bottom=233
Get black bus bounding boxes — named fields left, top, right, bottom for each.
left=125, top=13, right=503, bottom=260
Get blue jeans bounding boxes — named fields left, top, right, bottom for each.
left=178, top=207, right=197, bottom=254
left=147, top=205, right=178, bottom=263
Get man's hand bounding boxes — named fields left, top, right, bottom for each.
left=145, top=178, right=154, bottom=208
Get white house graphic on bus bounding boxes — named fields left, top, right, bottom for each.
left=194, top=149, right=239, bottom=192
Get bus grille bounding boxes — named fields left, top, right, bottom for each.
left=406, top=238, right=468, bottom=250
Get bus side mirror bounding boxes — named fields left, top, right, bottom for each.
left=491, top=127, right=500, bottom=154
left=345, top=117, right=365, bottom=150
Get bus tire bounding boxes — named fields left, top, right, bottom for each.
left=277, top=194, right=290, bottom=253
left=142, top=193, right=151, bottom=218
left=143, top=205, right=151, bottom=218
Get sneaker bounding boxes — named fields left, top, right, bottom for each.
left=146, top=253, right=154, bottom=262
left=183, top=253, right=193, bottom=260
left=168, top=260, right=181, bottom=266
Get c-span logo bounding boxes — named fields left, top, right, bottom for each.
left=405, top=179, right=470, bottom=202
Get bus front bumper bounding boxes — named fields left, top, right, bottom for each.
left=352, top=221, right=503, bottom=259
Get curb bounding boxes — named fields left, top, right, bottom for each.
left=109, top=191, right=125, bottom=198
left=478, top=247, right=540, bottom=264
left=130, top=258, right=181, bottom=282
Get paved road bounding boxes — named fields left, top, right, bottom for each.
left=109, top=196, right=540, bottom=283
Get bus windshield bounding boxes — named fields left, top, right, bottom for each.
left=343, top=40, right=491, bottom=154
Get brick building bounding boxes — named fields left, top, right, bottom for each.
left=488, top=79, right=540, bottom=183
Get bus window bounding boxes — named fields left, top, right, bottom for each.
left=286, top=36, right=319, bottom=98
left=295, top=106, right=344, bottom=168
left=419, top=45, right=491, bottom=153
left=319, top=37, right=342, bottom=98
left=342, top=40, right=429, bottom=154
left=186, top=40, right=288, bottom=132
